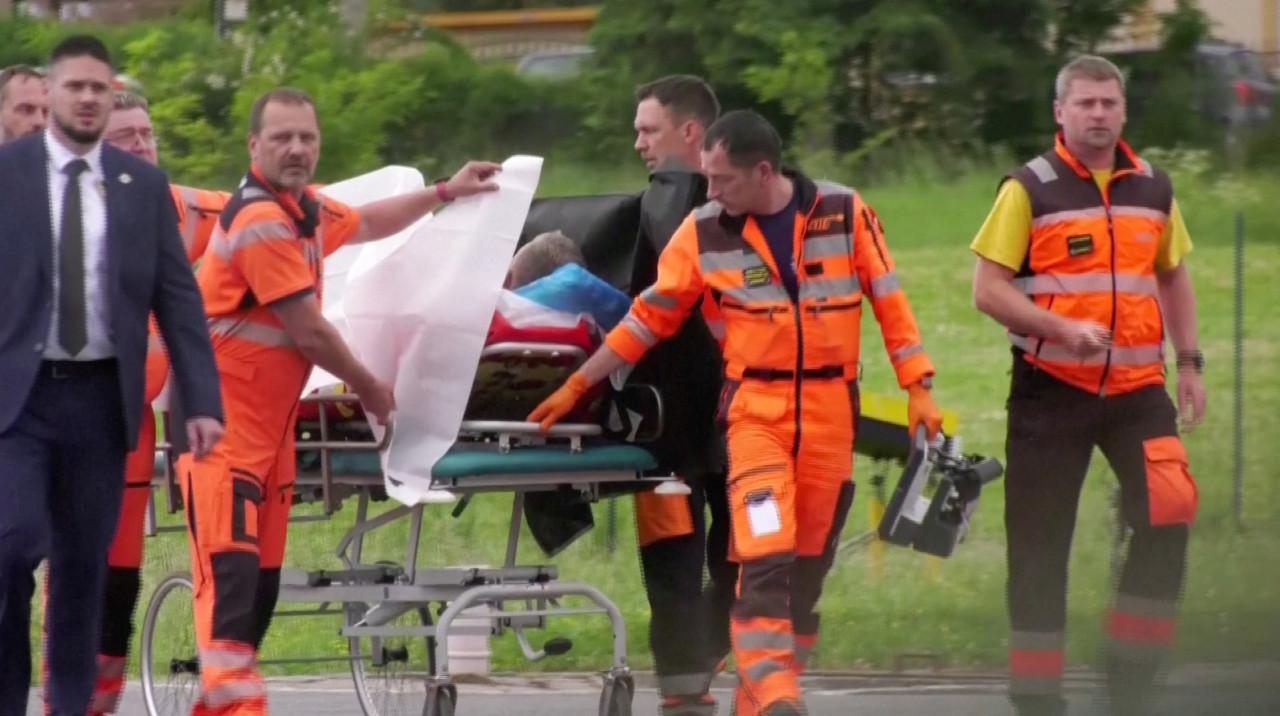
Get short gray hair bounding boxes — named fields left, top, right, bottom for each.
left=510, top=231, right=585, bottom=288
left=112, top=89, right=148, bottom=111
left=1055, top=55, right=1125, bottom=101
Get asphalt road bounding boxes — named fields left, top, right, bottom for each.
left=26, top=671, right=1280, bottom=716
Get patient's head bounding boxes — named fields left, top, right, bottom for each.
left=506, top=230, right=585, bottom=289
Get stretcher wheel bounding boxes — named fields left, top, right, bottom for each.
left=422, top=683, right=457, bottom=716
left=598, top=674, right=634, bottom=716
left=140, top=572, right=200, bottom=716
left=348, top=603, right=437, bottom=716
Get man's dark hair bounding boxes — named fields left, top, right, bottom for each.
left=249, top=87, right=316, bottom=134
left=702, top=109, right=783, bottom=170
left=48, top=34, right=113, bottom=72
left=635, top=74, right=720, bottom=129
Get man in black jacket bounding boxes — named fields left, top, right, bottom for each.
left=626, top=74, right=735, bottom=716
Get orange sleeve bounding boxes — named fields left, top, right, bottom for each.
left=320, top=196, right=363, bottom=257
left=227, top=207, right=317, bottom=306
left=604, top=215, right=706, bottom=363
left=186, top=189, right=231, bottom=262
left=851, top=193, right=935, bottom=388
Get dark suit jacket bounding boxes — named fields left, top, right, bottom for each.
left=0, top=133, right=223, bottom=448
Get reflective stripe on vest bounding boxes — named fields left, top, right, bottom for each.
left=209, top=316, right=295, bottom=348
left=1006, top=138, right=1172, bottom=395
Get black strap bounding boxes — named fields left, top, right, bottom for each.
left=741, top=365, right=846, bottom=382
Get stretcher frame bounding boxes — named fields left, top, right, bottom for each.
left=138, top=342, right=676, bottom=716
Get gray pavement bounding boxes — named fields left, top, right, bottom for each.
left=26, top=666, right=1280, bottom=716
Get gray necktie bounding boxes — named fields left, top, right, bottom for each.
left=59, top=158, right=89, bottom=357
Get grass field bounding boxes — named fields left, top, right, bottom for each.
left=31, top=152, right=1280, bottom=686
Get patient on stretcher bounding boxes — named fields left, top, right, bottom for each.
left=297, top=230, right=629, bottom=426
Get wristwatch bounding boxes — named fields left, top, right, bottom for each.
left=918, top=375, right=933, bottom=390
left=1176, top=350, right=1204, bottom=373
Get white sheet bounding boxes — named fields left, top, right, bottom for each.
left=338, top=157, right=544, bottom=505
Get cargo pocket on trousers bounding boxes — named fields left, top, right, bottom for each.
left=730, top=473, right=792, bottom=561
left=727, top=388, right=790, bottom=424
left=1143, top=435, right=1198, bottom=527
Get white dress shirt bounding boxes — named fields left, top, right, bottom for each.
left=44, top=129, right=113, bottom=360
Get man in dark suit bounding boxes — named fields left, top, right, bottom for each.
left=0, top=35, right=224, bottom=716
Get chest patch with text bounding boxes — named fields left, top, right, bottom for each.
left=1066, top=234, right=1095, bottom=257
left=743, top=265, right=772, bottom=288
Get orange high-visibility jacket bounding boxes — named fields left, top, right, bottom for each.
left=606, top=173, right=934, bottom=391
left=143, top=185, right=232, bottom=404
left=1005, top=134, right=1172, bottom=396
left=195, top=170, right=361, bottom=398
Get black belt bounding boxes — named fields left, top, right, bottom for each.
left=741, top=365, right=847, bottom=382
left=41, top=359, right=118, bottom=380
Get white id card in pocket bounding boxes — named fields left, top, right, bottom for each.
left=746, top=493, right=782, bottom=537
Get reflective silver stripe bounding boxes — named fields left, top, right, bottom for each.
left=639, top=285, right=678, bottom=309
left=208, top=317, right=295, bottom=348
left=657, top=673, right=713, bottom=697
left=622, top=313, right=659, bottom=349
left=173, top=185, right=202, bottom=248
left=198, top=647, right=258, bottom=670
left=735, top=629, right=795, bottom=651
left=793, top=643, right=812, bottom=668
left=242, top=186, right=271, bottom=201
left=721, top=283, right=789, bottom=304
left=1137, top=158, right=1154, bottom=177
left=745, top=657, right=788, bottom=683
left=1009, top=675, right=1062, bottom=696
left=868, top=271, right=900, bottom=299
left=1027, top=156, right=1057, bottom=183
left=891, top=343, right=924, bottom=362
left=1012, top=272, right=1157, bottom=296
left=1114, top=594, right=1178, bottom=620
left=705, top=318, right=725, bottom=341
left=798, top=275, right=860, bottom=301
left=802, top=233, right=851, bottom=260
left=1030, top=206, right=1107, bottom=229
left=208, top=218, right=295, bottom=261
left=202, top=679, right=265, bottom=707
left=699, top=250, right=760, bottom=273
left=1110, top=205, right=1168, bottom=223
left=1009, top=335, right=1163, bottom=365
left=694, top=201, right=724, bottom=220
left=814, top=180, right=854, bottom=196
left=1010, top=630, right=1065, bottom=651
left=96, top=655, right=127, bottom=678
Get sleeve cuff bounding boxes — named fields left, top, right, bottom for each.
left=895, top=353, right=936, bottom=389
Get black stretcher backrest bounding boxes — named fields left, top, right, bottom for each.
left=519, top=191, right=644, bottom=292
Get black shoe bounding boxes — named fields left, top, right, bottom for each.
left=761, top=701, right=805, bottom=716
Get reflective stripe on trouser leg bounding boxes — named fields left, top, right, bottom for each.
left=178, top=447, right=269, bottom=715
left=87, top=655, right=127, bottom=714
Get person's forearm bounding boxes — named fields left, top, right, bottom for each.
left=294, top=320, right=380, bottom=393
left=353, top=188, right=444, bottom=243
left=1157, top=265, right=1199, bottom=353
left=576, top=345, right=633, bottom=386
left=974, top=278, right=1070, bottom=340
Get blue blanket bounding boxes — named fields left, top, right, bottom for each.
left=513, top=263, right=633, bottom=331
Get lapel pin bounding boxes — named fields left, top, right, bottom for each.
left=119, top=173, right=132, bottom=184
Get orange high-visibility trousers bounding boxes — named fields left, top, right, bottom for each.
left=175, top=356, right=300, bottom=716
left=721, top=377, right=857, bottom=716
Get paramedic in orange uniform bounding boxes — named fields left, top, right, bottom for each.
left=175, top=86, right=500, bottom=716
left=73, top=89, right=229, bottom=716
left=530, top=109, right=944, bottom=716
left=971, top=55, right=1205, bottom=716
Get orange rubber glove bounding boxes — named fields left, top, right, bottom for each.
left=527, top=372, right=591, bottom=433
left=906, top=381, right=943, bottom=440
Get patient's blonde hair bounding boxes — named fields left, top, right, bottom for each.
left=509, top=231, right=585, bottom=288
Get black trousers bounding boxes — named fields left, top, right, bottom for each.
left=640, top=461, right=739, bottom=698
left=0, top=361, right=127, bottom=716
left=1004, top=359, right=1196, bottom=716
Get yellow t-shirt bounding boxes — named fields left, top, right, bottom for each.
left=970, top=169, right=1192, bottom=272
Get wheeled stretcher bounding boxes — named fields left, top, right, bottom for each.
left=138, top=314, right=675, bottom=716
